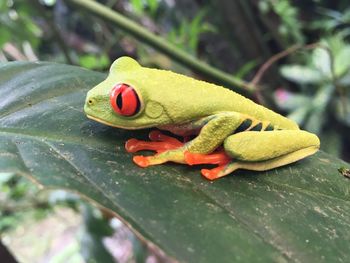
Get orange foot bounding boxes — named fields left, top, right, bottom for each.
left=125, top=130, right=184, bottom=167
left=201, top=165, right=229, bottom=180
left=125, top=130, right=183, bottom=154
left=125, top=130, right=232, bottom=180
left=184, top=150, right=231, bottom=180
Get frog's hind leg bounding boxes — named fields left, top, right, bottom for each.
left=201, top=130, right=320, bottom=180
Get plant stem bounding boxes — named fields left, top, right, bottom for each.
left=67, top=0, right=256, bottom=96
left=250, top=43, right=320, bottom=86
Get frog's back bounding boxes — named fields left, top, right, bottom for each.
left=215, top=87, right=299, bottom=130
left=143, top=67, right=299, bottom=130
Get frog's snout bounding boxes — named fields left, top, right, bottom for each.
left=86, top=97, right=95, bottom=106
left=84, top=93, right=96, bottom=115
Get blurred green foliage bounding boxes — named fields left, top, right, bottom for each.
left=166, top=9, right=215, bottom=55
left=259, top=0, right=304, bottom=45
left=0, top=1, right=41, bottom=48
left=279, top=35, right=350, bottom=133
left=130, top=0, right=160, bottom=17
left=0, top=174, right=49, bottom=233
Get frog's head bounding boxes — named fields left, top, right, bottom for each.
left=84, top=57, right=178, bottom=129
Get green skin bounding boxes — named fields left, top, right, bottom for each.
left=84, top=57, right=320, bottom=179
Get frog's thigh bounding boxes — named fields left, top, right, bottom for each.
left=223, top=130, right=320, bottom=170
left=186, top=111, right=243, bottom=154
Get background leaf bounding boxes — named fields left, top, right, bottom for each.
left=1, top=62, right=350, bottom=262
left=312, top=47, right=332, bottom=77
left=280, top=65, right=323, bottom=84
left=334, top=46, right=350, bottom=77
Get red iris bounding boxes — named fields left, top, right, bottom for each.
left=110, top=83, right=140, bottom=116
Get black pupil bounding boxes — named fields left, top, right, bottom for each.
left=116, top=92, right=123, bottom=109
left=134, top=92, right=140, bottom=114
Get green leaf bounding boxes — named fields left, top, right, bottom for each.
left=146, top=0, right=159, bottom=16
left=1, top=62, right=350, bottom=262
left=304, top=85, right=334, bottom=134
left=312, top=47, right=332, bottom=77
left=334, top=46, right=350, bottom=77
left=130, top=0, right=144, bottom=15
left=274, top=90, right=311, bottom=111
left=280, top=65, right=324, bottom=84
left=79, top=54, right=110, bottom=70
left=234, top=60, right=257, bottom=79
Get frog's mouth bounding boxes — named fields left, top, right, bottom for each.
left=85, top=114, right=136, bottom=129
left=85, top=114, right=158, bottom=130
left=85, top=114, right=117, bottom=127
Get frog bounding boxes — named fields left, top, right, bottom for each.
left=84, top=56, right=320, bottom=180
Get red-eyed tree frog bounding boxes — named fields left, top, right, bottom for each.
left=84, top=57, right=320, bottom=180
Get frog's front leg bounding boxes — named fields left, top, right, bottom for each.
left=125, top=112, right=244, bottom=167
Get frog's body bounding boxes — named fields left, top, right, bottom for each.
left=84, top=57, right=320, bottom=180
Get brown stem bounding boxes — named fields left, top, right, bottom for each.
left=250, top=43, right=320, bottom=86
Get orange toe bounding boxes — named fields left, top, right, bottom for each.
left=133, top=156, right=150, bottom=167
left=184, top=151, right=202, bottom=165
left=125, top=131, right=184, bottom=154
left=201, top=165, right=226, bottom=180
left=201, top=169, right=216, bottom=180
left=125, top=139, right=140, bottom=153
left=184, top=151, right=231, bottom=165
left=125, top=138, right=177, bottom=153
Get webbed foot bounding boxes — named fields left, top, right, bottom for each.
left=125, top=130, right=235, bottom=180
left=125, top=130, right=185, bottom=167
left=125, top=130, right=183, bottom=154
left=184, top=150, right=232, bottom=180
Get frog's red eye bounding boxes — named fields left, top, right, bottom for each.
left=110, top=83, right=140, bottom=116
